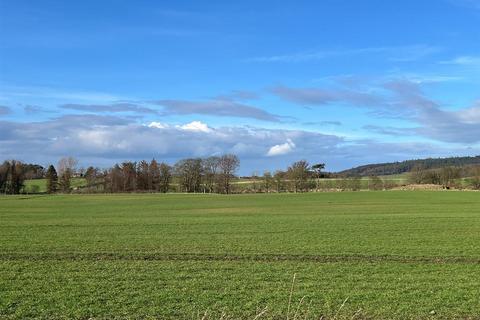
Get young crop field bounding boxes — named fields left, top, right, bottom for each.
left=1, top=192, right=480, bottom=319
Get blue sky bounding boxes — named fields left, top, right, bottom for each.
left=1, top=0, right=480, bottom=173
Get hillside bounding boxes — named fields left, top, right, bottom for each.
left=339, top=155, right=480, bottom=177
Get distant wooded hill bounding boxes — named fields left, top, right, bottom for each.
left=339, top=156, right=480, bottom=177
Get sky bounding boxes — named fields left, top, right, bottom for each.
left=1, top=0, right=480, bottom=174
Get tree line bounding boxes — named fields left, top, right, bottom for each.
left=42, top=154, right=240, bottom=194
left=76, top=158, right=333, bottom=194
left=407, top=164, right=480, bottom=189
left=0, top=160, right=50, bottom=194
left=0, top=160, right=26, bottom=195
left=4, top=155, right=480, bottom=195
left=340, top=155, right=480, bottom=177
left=1, top=157, right=327, bottom=194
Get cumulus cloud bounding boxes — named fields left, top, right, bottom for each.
left=0, top=115, right=342, bottom=169
left=147, top=121, right=169, bottom=129
left=267, top=139, right=296, bottom=156
left=177, top=121, right=211, bottom=132
left=1, top=114, right=479, bottom=172
left=148, top=121, right=212, bottom=132
left=153, top=98, right=283, bottom=122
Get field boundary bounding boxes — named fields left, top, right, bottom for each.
left=2, top=252, right=480, bottom=264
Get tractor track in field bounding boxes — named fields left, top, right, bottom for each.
left=1, top=252, right=480, bottom=264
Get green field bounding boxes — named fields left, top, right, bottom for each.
left=1, top=192, right=480, bottom=319
left=22, top=175, right=408, bottom=194
left=23, top=178, right=87, bottom=193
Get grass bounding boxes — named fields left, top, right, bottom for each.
left=1, top=192, right=480, bottom=319
left=27, top=174, right=478, bottom=194
left=22, top=174, right=409, bottom=194
left=23, top=178, right=87, bottom=193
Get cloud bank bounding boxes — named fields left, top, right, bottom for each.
left=272, top=79, right=480, bottom=144
left=1, top=112, right=475, bottom=173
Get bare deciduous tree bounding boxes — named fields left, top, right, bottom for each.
left=273, top=170, right=285, bottom=193
left=368, top=176, right=383, bottom=191
left=175, top=158, right=203, bottom=193
left=409, top=164, right=426, bottom=184
left=158, top=162, right=172, bottom=193
left=84, top=166, right=101, bottom=191
left=440, top=166, right=461, bottom=189
left=263, top=171, right=273, bottom=193
left=57, top=157, right=78, bottom=176
left=470, top=165, right=480, bottom=190
left=218, top=154, right=239, bottom=194
left=203, top=156, right=220, bottom=193
left=57, top=157, right=78, bottom=193
left=121, top=162, right=137, bottom=192
left=251, top=171, right=259, bottom=193
left=106, top=164, right=123, bottom=192
left=0, top=160, right=25, bottom=194
left=150, top=159, right=160, bottom=191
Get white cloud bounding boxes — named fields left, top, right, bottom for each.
left=147, top=121, right=169, bottom=129
left=267, top=139, right=296, bottom=156
left=177, top=121, right=211, bottom=132
left=0, top=115, right=347, bottom=171
left=2, top=113, right=479, bottom=173
left=149, top=120, right=211, bottom=132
